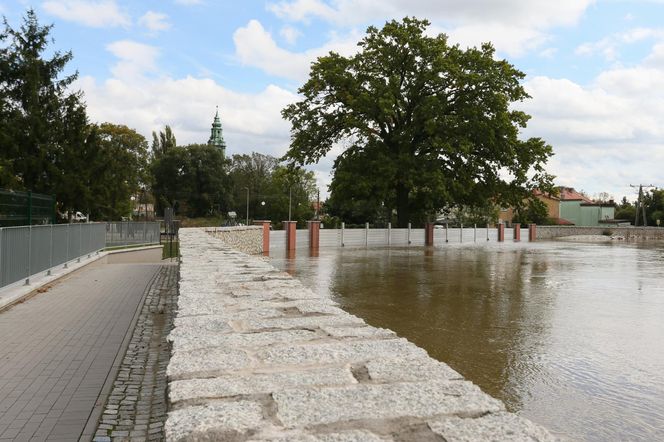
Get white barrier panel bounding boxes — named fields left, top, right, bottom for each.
left=270, top=230, right=286, bottom=251
left=296, top=229, right=310, bottom=249
left=320, top=229, right=341, bottom=247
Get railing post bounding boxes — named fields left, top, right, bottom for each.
left=460, top=223, right=463, bottom=243
left=88, top=224, right=92, bottom=257
left=425, top=222, right=434, bottom=246
left=26, top=226, right=31, bottom=285
left=365, top=222, right=369, bottom=247
left=387, top=223, right=391, bottom=246
left=407, top=222, right=411, bottom=245
left=65, top=225, right=69, bottom=268
left=341, top=222, right=345, bottom=247
left=513, top=223, right=521, bottom=242
left=48, top=224, right=53, bottom=275
left=0, top=228, right=3, bottom=287
left=445, top=223, right=449, bottom=243
left=253, top=220, right=271, bottom=254
left=529, top=224, right=537, bottom=242
left=307, top=220, right=320, bottom=251
left=283, top=221, right=296, bottom=251
left=78, top=223, right=82, bottom=262
left=486, top=223, right=490, bottom=241
left=497, top=223, right=505, bottom=242
left=474, top=224, right=477, bottom=242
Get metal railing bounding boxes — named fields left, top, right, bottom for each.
left=0, top=223, right=106, bottom=289
left=105, top=222, right=161, bottom=247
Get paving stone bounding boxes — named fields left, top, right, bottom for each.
left=258, top=338, right=427, bottom=366
left=171, top=314, right=233, bottom=333
left=365, top=357, right=463, bottom=383
left=167, top=347, right=252, bottom=380
left=169, top=367, right=356, bottom=404
left=273, top=380, right=504, bottom=427
left=320, top=325, right=396, bottom=339
left=427, top=412, right=557, bottom=442
left=247, top=430, right=390, bottom=442
left=165, top=400, right=265, bottom=441
left=245, top=314, right=365, bottom=331
left=170, top=328, right=319, bottom=353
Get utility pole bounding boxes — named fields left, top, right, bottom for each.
left=316, top=189, right=320, bottom=220
left=630, top=184, right=654, bottom=226
left=244, top=187, right=249, bottom=226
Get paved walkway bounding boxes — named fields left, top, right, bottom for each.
left=94, top=266, right=178, bottom=441
left=0, top=261, right=162, bottom=441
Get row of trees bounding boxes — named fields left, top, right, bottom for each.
left=150, top=134, right=317, bottom=222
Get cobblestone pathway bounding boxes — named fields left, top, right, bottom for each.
left=94, top=265, right=178, bottom=442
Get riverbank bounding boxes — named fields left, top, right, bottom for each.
left=165, top=228, right=555, bottom=441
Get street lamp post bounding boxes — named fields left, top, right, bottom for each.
left=288, top=186, right=292, bottom=222
left=244, top=187, right=249, bottom=225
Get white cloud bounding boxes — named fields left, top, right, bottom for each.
left=79, top=74, right=298, bottom=158
left=268, top=0, right=594, bottom=56
left=42, top=0, right=130, bottom=28
left=521, top=43, right=664, bottom=197
left=280, top=25, right=302, bottom=44
left=539, top=47, right=558, bottom=59
left=138, top=11, right=171, bottom=33
left=106, top=40, right=160, bottom=79
left=233, top=19, right=359, bottom=81
left=575, top=27, right=664, bottom=61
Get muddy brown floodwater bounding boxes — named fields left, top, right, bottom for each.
left=270, top=240, right=664, bottom=441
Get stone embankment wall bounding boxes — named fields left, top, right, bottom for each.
left=206, top=226, right=263, bottom=255
left=165, top=228, right=555, bottom=441
left=538, top=225, right=664, bottom=240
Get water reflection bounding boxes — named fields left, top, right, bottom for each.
left=270, top=241, right=664, bottom=441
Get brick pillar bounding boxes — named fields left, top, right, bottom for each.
left=497, top=223, right=505, bottom=242
left=253, top=220, right=271, bottom=254
left=283, top=221, right=296, bottom=251
left=513, top=223, right=521, bottom=241
left=308, top=220, right=320, bottom=250
left=529, top=224, right=537, bottom=242
left=425, top=223, right=434, bottom=246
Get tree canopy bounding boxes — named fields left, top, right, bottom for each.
left=0, top=10, right=149, bottom=221
left=283, top=17, right=554, bottom=227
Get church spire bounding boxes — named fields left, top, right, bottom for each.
left=208, top=105, right=227, bottom=158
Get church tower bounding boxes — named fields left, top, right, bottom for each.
left=208, top=106, right=227, bottom=158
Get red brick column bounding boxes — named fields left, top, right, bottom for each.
left=513, top=223, right=521, bottom=241
left=253, top=220, right=271, bottom=254
left=425, top=223, right=434, bottom=246
left=529, top=224, right=537, bottom=242
left=497, top=224, right=505, bottom=242
left=308, top=220, right=320, bottom=250
left=283, top=221, right=297, bottom=251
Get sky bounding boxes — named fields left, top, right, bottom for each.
left=2, top=0, right=664, bottom=201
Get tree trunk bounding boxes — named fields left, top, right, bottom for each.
left=396, top=182, right=410, bottom=228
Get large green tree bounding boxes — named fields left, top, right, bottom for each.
left=0, top=9, right=81, bottom=193
left=282, top=18, right=554, bottom=227
left=151, top=142, right=230, bottom=217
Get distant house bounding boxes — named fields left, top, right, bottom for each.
left=498, top=190, right=567, bottom=225
left=558, top=187, right=615, bottom=227
left=498, top=187, right=615, bottom=226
